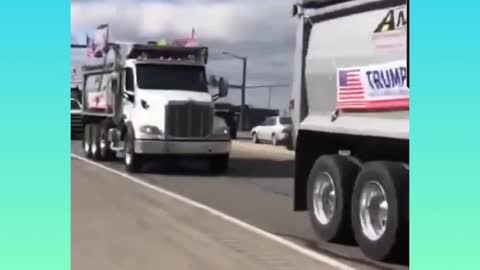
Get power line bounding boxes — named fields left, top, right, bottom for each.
left=229, top=84, right=289, bottom=89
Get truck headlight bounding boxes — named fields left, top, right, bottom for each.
left=139, top=125, right=163, bottom=135
left=212, top=126, right=229, bottom=137
left=221, top=127, right=229, bottom=135
left=212, top=116, right=230, bottom=138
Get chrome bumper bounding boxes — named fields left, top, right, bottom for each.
left=134, top=139, right=231, bottom=155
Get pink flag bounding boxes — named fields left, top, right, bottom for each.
left=87, top=24, right=109, bottom=58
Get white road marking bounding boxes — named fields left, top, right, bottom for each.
left=71, top=153, right=357, bottom=270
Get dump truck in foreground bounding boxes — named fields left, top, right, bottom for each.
left=80, top=42, right=232, bottom=174
left=290, top=0, right=408, bottom=263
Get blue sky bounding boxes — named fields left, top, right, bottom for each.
left=71, top=0, right=296, bottom=110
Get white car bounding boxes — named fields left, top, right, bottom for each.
left=251, top=116, right=292, bottom=145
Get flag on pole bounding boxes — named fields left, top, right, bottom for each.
left=184, top=28, right=198, bottom=47
left=171, top=27, right=198, bottom=47
left=87, top=24, right=109, bottom=58
left=86, top=35, right=94, bottom=58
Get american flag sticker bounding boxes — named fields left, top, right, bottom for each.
left=336, top=62, right=409, bottom=110
left=337, top=69, right=367, bottom=108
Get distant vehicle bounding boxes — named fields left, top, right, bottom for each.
left=251, top=116, right=292, bottom=145
left=71, top=98, right=83, bottom=138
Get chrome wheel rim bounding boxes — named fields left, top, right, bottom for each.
left=359, top=181, right=388, bottom=241
left=100, top=135, right=107, bottom=152
left=312, top=172, right=336, bottom=225
left=125, top=141, right=132, bottom=165
left=83, top=131, right=90, bottom=153
left=83, top=141, right=89, bottom=153
left=91, top=140, right=97, bottom=155
left=125, top=151, right=131, bottom=165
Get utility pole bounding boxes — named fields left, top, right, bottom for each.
left=240, top=57, right=247, bottom=130
left=268, top=87, right=272, bottom=109
left=223, top=51, right=248, bottom=131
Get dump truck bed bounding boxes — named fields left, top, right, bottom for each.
left=293, top=0, right=408, bottom=140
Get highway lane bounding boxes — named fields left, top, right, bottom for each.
left=71, top=140, right=408, bottom=270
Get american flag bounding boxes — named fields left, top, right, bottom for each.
left=337, top=69, right=366, bottom=108
left=172, top=28, right=199, bottom=47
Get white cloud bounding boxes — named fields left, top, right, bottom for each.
left=71, top=0, right=294, bottom=42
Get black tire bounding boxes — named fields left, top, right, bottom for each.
left=272, top=134, right=278, bottom=146
left=124, top=126, right=142, bottom=173
left=82, top=124, right=92, bottom=158
left=252, top=133, right=259, bottom=144
left=307, top=155, right=360, bottom=243
left=90, top=124, right=101, bottom=161
left=230, top=127, right=237, bottom=140
left=99, top=121, right=115, bottom=161
left=351, top=161, right=409, bottom=263
left=208, top=154, right=229, bottom=174
left=286, top=130, right=295, bottom=151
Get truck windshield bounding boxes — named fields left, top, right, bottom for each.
left=136, top=64, right=208, bottom=92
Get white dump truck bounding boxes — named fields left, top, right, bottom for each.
left=80, top=42, right=232, bottom=174
left=290, top=0, right=408, bottom=263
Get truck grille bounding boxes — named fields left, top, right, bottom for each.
left=165, top=101, right=213, bottom=138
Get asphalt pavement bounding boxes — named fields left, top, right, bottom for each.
left=72, top=158, right=346, bottom=270
left=71, top=140, right=408, bottom=270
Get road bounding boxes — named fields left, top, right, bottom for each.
left=71, top=140, right=408, bottom=270
left=72, top=158, right=343, bottom=270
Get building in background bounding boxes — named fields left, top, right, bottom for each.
left=214, top=102, right=279, bottom=132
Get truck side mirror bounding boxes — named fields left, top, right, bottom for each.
left=123, top=90, right=135, bottom=103
left=218, top=77, right=229, bottom=97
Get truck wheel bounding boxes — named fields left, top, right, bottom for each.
left=351, top=161, right=409, bottom=262
left=99, top=122, right=115, bottom=161
left=252, top=133, right=259, bottom=144
left=272, top=134, right=278, bottom=146
left=287, top=130, right=296, bottom=151
left=307, top=155, right=360, bottom=243
left=124, top=128, right=142, bottom=173
left=208, top=154, right=229, bottom=174
left=90, top=124, right=101, bottom=161
left=286, top=136, right=293, bottom=150
left=82, top=124, right=92, bottom=158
